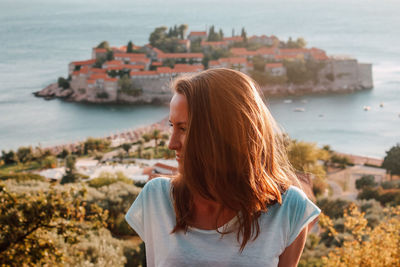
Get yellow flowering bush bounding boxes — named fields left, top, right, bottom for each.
left=321, top=204, right=400, bottom=267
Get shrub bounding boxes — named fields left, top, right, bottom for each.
left=0, top=172, right=45, bottom=182
left=355, top=175, right=377, bottom=190
left=321, top=205, right=400, bottom=267
left=58, top=77, right=70, bottom=89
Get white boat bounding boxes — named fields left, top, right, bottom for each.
left=380, top=102, right=384, bottom=107
left=293, top=107, right=305, bottom=112
left=363, top=106, right=371, bottom=111
left=283, top=99, right=292, bottom=104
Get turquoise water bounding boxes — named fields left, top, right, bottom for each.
left=0, top=0, right=399, bottom=157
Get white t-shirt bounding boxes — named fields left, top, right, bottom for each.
left=125, top=177, right=320, bottom=267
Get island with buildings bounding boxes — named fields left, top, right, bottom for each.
left=34, top=25, right=373, bottom=104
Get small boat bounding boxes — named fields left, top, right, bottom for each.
left=283, top=99, right=292, bottom=104
left=363, top=106, right=371, bottom=111
left=293, top=108, right=305, bottom=112
left=318, top=114, right=324, bottom=118
left=380, top=102, right=384, bottom=107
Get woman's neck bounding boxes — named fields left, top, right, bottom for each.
left=190, top=194, right=237, bottom=230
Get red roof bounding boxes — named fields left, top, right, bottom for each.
left=257, top=48, right=276, bottom=55
left=91, top=68, right=107, bottom=73
left=158, top=53, right=203, bottom=59
left=223, top=36, right=243, bottom=42
left=209, top=60, right=220, bottom=66
left=154, top=162, right=178, bottom=173
left=156, top=67, right=173, bottom=74
left=279, top=48, right=309, bottom=55
left=265, top=63, right=283, bottom=68
left=87, top=79, right=96, bottom=84
left=274, top=54, right=302, bottom=60
left=105, top=77, right=118, bottom=82
left=106, top=66, right=124, bottom=71
left=71, top=59, right=96, bottom=66
left=105, top=60, right=123, bottom=66
left=93, top=48, right=107, bottom=53
left=230, top=48, right=257, bottom=56
left=219, top=57, right=247, bottom=64
left=89, top=73, right=108, bottom=80
left=201, top=41, right=228, bottom=46
left=174, top=64, right=204, bottom=72
left=115, top=53, right=147, bottom=59
left=130, top=71, right=158, bottom=76
left=178, top=39, right=190, bottom=44
left=189, top=31, right=207, bottom=36
left=151, top=62, right=163, bottom=66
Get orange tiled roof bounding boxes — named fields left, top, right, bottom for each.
left=274, top=54, right=302, bottom=60
left=106, top=66, right=124, bottom=71
left=158, top=53, right=203, bottom=59
left=130, top=71, right=158, bottom=76
left=208, top=60, right=220, bottom=66
left=89, top=73, right=108, bottom=80
left=151, top=62, right=163, bottom=66
left=91, top=68, right=107, bottom=73
left=87, top=79, right=96, bottom=84
left=279, top=48, right=309, bottom=54
left=154, top=162, right=178, bottom=172
left=105, top=60, right=123, bottom=66
left=115, top=52, right=147, bottom=59
left=311, top=53, right=329, bottom=60
left=93, top=48, right=107, bottom=53
left=174, top=64, right=204, bottom=72
left=189, top=31, right=207, bottom=36
left=71, top=59, right=96, bottom=66
left=157, top=67, right=173, bottom=74
left=219, top=57, right=247, bottom=64
left=230, top=48, right=257, bottom=56
left=105, top=77, right=118, bottom=82
left=257, top=48, right=276, bottom=55
left=223, top=36, right=243, bottom=42
left=201, top=40, right=228, bottom=46
left=265, top=63, right=283, bottom=68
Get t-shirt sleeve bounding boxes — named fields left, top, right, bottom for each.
left=125, top=181, right=150, bottom=241
left=286, top=186, right=321, bottom=247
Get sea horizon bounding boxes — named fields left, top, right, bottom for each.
left=1, top=0, right=399, bottom=158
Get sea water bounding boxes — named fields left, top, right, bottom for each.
left=0, top=0, right=399, bottom=157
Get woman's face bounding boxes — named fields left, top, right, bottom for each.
left=168, top=93, right=188, bottom=168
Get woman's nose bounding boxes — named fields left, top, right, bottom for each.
left=168, top=133, right=181, bottom=151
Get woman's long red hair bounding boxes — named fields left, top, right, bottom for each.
left=170, top=68, right=295, bottom=251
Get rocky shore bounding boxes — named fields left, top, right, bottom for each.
left=34, top=81, right=371, bottom=105
left=33, top=83, right=172, bottom=104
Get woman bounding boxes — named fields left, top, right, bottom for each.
left=126, top=68, right=320, bottom=267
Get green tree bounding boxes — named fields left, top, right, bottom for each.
left=122, top=143, right=132, bottom=156
left=207, top=25, right=223, bottom=41
left=96, top=41, right=110, bottom=50
left=57, top=77, right=70, bottom=89
left=0, top=184, right=107, bottom=265
left=127, top=41, right=134, bottom=53
left=241, top=27, right=247, bottom=43
left=142, top=133, right=151, bottom=143
left=136, top=139, right=144, bottom=158
left=16, top=146, right=33, bottom=163
left=382, top=143, right=400, bottom=178
left=287, top=140, right=330, bottom=178
left=60, top=155, right=79, bottom=184
left=151, top=129, right=161, bottom=154
left=356, top=175, right=377, bottom=190
left=1, top=150, right=19, bottom=165
left=178, top=24, right=188, bottom=39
